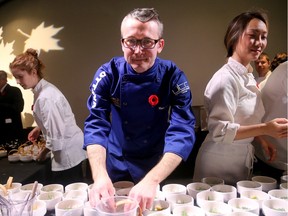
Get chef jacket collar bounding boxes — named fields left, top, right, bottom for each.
left=228, top=57, right=252, bottom=75
left=228, top=57, right=257, bottom=88
left=127, top=58, right=161, bottom=83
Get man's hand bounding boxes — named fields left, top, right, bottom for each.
left=128, top=179, right=158, bottom=210
left=129, top=153, right=182, bottom=210
left=89, top=173, right=115, bottom=207
left=87, top=144, right=115, bottom=207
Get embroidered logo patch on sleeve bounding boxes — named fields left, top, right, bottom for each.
left=172, top=82, right=189, bottom=95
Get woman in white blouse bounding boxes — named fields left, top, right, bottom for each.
left=10, top=48, right=87, bottom=185
left=193, top=11, right=288, bottom=185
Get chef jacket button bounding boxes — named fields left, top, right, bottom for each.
left=123, top=102, right=128, bottom=106
left=123, top=76, right=127, bottom=81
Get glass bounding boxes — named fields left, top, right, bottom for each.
left=0, top=197, right=34, bottom=216
left=96, top=196, right=140, bottom=216
left=121, top=38, right=160, bottom=49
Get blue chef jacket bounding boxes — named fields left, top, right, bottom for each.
left=84, top=57, right=196, bottom=183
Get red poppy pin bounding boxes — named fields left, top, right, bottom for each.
left=148, top=94, right=159, bottom=107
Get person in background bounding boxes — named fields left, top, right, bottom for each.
left=253, top=60, right=288, bottom=180
left=270, top=52, right=287, bottom=71
left=84, top=8, right=196, bottom=209
left=193, top=11, right=288, bottom=185
left=10, top=48, right=87, bottom=186
left=0, top=70, right=24, bottom=144
left=254, top=52, right=271, bottom=90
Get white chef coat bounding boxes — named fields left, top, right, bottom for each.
left=256, top=70, right=272, bottom=90
left=193, top=57, right=265, bottom=185
left=254, top=61, right=288, bottom=170
left=32, top=79, right=87, bottom=171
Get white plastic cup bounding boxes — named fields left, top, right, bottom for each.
left=96, top=196, right=140, bottom=216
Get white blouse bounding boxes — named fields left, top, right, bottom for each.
left=32, top=79, right=87, bottom=171
left=204, top=57, right=264, bottom=144
left=193, top=57, right=265, bottom=184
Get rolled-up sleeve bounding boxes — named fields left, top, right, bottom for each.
left=205, top=71, right=240, bottom=144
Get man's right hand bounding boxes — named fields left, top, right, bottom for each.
left=89, top=173, right=115, bottom=207
left=87, top=144, right=115, bottom=207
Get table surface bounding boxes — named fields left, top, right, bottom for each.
left=0, top=156, right=51, bottom=185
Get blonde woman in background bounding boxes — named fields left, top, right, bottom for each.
left=10, top=48, right=87, bottom=186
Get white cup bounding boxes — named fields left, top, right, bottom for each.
left=186, top=182, right=211, bottom=199
left=211, top=184, right=237, bottom=203
left=262, top=199, right=288, bottom=216
left=196, top=190, right=224, bottom=208
left=280, top=175, right=288, bottom=183
left=40, top=184, right=64, bottom=194
left=201, top=177, right=225, bottom=186
left=65, top=182, right=88, bottom=193
left=63, top=189, right=87, bottom=202
left=143, top=199, right=170, bottom=215
left=240, top=189, right=269, bottom=208
left=251, top=176, right=277, bottom=192
left=165, top=193, right=193, bottom=213
left=236, top=181, right=262, bottom=194
left=55, top=199, right=84, bottom=216
left=173, top=205, right=205, bottom=216
left=20, top=183, right=43, bottom=195
left=268, top=189, right=288, bottom=201
left=113, top=181, right=134, bottom=191
left=37, top=191, right=63, bottom=211
left=201, top=201, right=232, bottom=216
left=162, top=183, right=186, bottom=199
left=228, top=198, right=259, bottom=215
left=4, top=182, right=22, bottom=194
left=280, top=182, right=288, bottom=190
left=32, top=200, right=47, bottom=216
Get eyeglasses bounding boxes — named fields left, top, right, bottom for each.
left=121, top=38, right=161, bottom=49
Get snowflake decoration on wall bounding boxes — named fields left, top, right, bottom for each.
left=17, top=22, right=64, bottom=54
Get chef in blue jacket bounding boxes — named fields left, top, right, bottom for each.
left=84, top=8, right=196, bottom=210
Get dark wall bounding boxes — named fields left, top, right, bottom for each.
left=0, top=0, right=287, bottom=129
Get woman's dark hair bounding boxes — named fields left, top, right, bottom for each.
left=270, top=52, right=287, bottom=71
left=224, top=10, right=269, bottom=57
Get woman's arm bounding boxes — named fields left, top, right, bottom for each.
left=235, top=118, right=288, bottom=140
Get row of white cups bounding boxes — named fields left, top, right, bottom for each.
left=0, top=175, right=287, bottom=216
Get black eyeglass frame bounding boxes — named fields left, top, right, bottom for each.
left=121, top=38, right=161, bottom=49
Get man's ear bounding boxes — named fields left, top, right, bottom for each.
left=157, top=38, right=165, bottom=54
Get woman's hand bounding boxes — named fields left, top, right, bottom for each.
left=28, top=127, right=41, bottom=141
left=264, top=118, right=288, bottom=138
left=255, top=136, right=277, bottom=162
